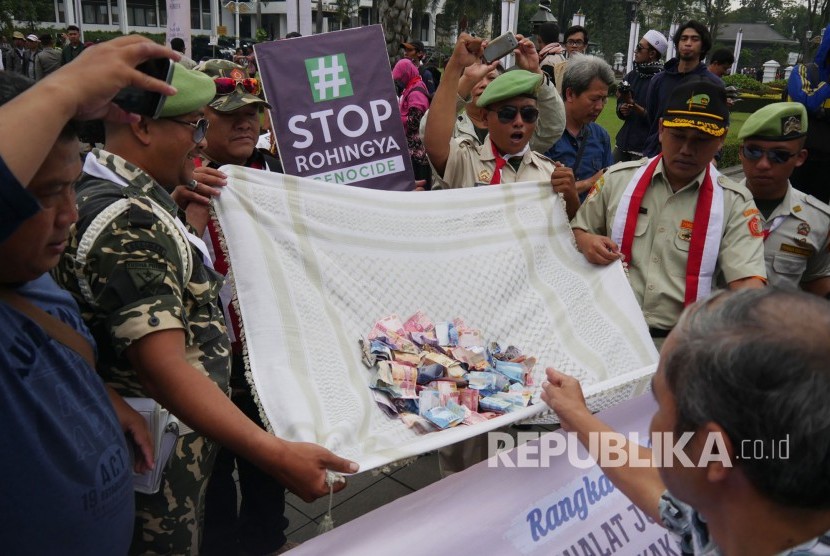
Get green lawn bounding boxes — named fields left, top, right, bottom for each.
left=597, top=98, right=749, bottom=145
left=597, top=98, right=750, bottom=166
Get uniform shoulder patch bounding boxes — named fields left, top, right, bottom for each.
left=716, top=174, right=753, bottom=201
left=606, top=158, right=647, bottom=174
left=534, top=151, right=555, bottom=164
left=804, top=194, right=830, bottom=217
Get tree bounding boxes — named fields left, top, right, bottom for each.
left=434, top=0, right=497, bottom=37
left=0, top=0, right=52, bottom=33
left=700, top=0, right=731, bottom=45
left=332, top=0, right=360, bottom=29
left=379, top=0, right=412, bottom=59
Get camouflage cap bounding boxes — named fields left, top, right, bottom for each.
left=738, top=102, right=808, bottom=142
left=194, top=58, right=271, bottom=113
left=158, top=62, right=216, bottom=118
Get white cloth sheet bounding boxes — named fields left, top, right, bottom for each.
left=213, top=167, right=659, bottom=471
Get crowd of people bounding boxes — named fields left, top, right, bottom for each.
left=1, top=16, right=829, bottom=556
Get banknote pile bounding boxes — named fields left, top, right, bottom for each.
left=360, top=312, right=537, bottom=431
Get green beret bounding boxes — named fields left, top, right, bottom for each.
left=476, top=70, right=543, bottom=108
left=158, top=62, right=216, bottom=118
left=738, top=102, right=808, bottom=141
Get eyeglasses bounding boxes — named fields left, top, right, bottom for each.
left=168, top=118, right=210, bottom=143
left=493, top=105, right=540, bottom=124
left=566, top=39, right=585, bottom=47
left=741, top=145, right=799, bottom=164
left=213, top=77, right=261, bottom=96
left=634, top=43, right=653, bottom=52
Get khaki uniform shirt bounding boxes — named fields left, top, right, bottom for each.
left=433, top=135, right=556, bottom=190
left=741, top=180, right=830, bottom=289
left=572, top=158, right=767, bottom=330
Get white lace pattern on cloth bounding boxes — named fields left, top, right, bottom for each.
left=213, top=167, right=659, bottom=471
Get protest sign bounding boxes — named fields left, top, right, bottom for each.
left=255, top=26, right=414, bottom=190
left=290, top=394, right=671, bottom=555
left=165, top=0, right=191, bottom=59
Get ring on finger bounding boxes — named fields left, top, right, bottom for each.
left=186, top=179, right=198, bottom=191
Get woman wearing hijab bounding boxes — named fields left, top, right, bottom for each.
left=392, top=57, right=431, bottom=187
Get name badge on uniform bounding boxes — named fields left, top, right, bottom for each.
left=780, top=243, right=813, bottom=257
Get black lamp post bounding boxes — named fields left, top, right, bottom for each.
left=530, top=0, right=557, bottom=38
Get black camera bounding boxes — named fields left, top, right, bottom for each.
left=617, top=80, right=632, bottom=96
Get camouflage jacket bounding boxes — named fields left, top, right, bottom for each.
left=54, top=149, right=231, bottom=397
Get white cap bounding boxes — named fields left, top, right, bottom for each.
left=643, top=29, right=668, bottom=57
left=25, top=34, right=39, bottom=42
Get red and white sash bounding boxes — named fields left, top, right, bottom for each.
left=610, top=155, right=724, bottom=305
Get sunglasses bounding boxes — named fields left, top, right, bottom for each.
left=214, top=77, right=261, bottom=96
left=634, top=43, right=653, bottom=52
left=168, top=117, right=210, bottom=143
left=493, top=105, right=540, bottom=124
left=741, top=145, right=799, bottom=164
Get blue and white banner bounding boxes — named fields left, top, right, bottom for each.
left=289, top=394, right=672, bottom=554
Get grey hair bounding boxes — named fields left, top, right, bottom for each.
left=664, top=288, right=830, bottom=509
left=561, top=55, right=615, bottom=97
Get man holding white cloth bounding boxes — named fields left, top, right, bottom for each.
left=570, top=80, right=766, bottom=345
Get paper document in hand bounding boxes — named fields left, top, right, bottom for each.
left=124, top=398, right=181, bottom=494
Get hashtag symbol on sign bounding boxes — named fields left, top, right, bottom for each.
left=311, top=56, right=348, bottom=100
left=305, top=54, right=354, bottom=103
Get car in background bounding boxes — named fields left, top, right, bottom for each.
left=192, top=35, right=235, bottom=62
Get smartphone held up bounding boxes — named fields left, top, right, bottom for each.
left=112, top=57, right=174, bottom=118
left=482, top=32, right=519, bottom=64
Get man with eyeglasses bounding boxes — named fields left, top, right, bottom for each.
left=642, top=21, right=722, bottom=157
left=737, top=102, right=830, bottom=298
left=54, top=62, right=358, bottom=554
left=425, top=34, right=579, bottom=219
left=564, top=25, right=588, bottom=57
left=187, top=59, right=295, bottom=556
left=545, top=55, right=615, bottom=201
left=615, top=30, right=667, bottom=163
left=571, top=80, right=766, bottom=348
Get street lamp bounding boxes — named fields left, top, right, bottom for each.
left=530, top=0, right=557, bottom=38
left=804, top=29, right=813, bottom=61
left=571, top=10, right=585, bottom=28
left=224, top=1, right=251, bottom=48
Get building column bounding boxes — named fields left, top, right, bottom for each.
left=211, top=0, right=220, bottom=37
left=428, top=12, right=436, bottom=45
left=298, top=0, right=312, bottom=36
left=118, top=0, right=128, bottom=34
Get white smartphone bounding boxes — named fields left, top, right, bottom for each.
left=482, top=32, right=519, bottom=64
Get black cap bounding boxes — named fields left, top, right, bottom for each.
left=662, top=79, right=730, bottom=137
